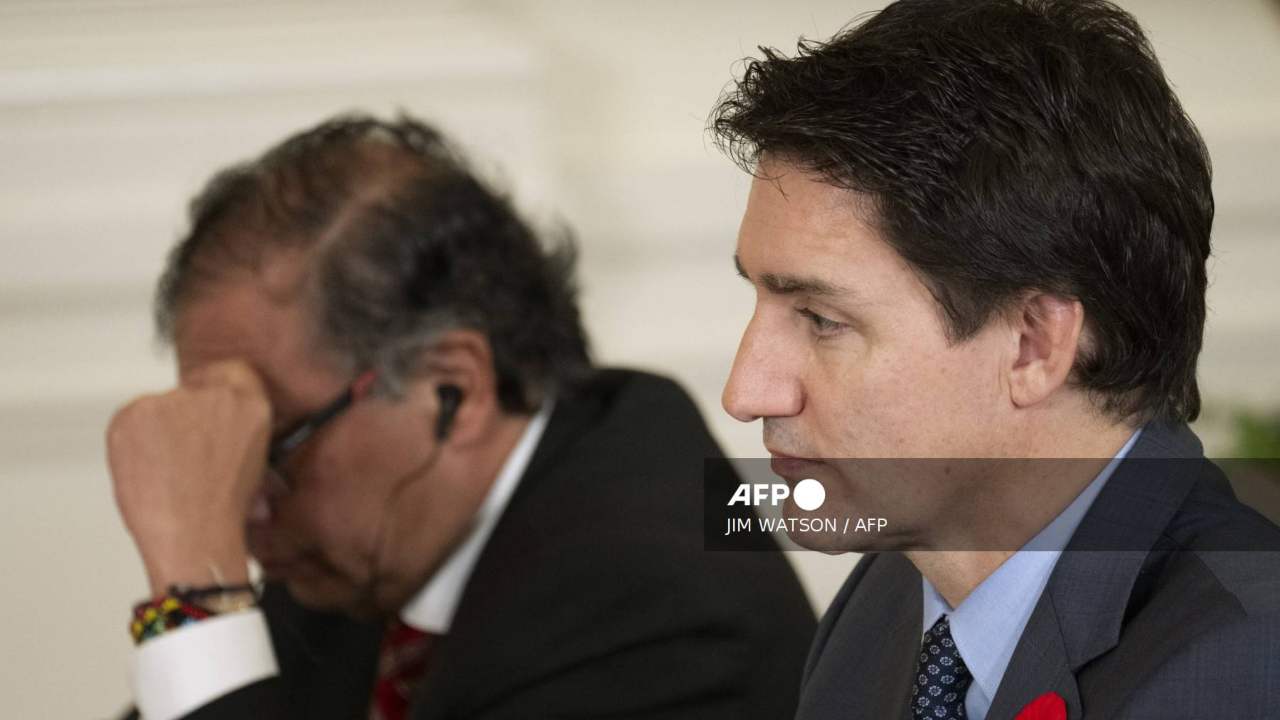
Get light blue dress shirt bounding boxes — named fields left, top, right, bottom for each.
left=920, top=428, right=1142, bottom=720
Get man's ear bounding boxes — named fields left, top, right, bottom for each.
left=409, top=328, right=498, bottom=446
left=1007, top=293, right=1086, bottom=409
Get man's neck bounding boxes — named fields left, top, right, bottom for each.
left=371, top=411, right=534, bottom=616
left=906, top=418, right=1137, bottom=608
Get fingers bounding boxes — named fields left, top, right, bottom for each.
left=183, top=358, right=268, bottom=398
left=107, top=358, right=278, bottom=579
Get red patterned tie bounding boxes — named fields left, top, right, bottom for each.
left=369, top=619, right=436, bottom=720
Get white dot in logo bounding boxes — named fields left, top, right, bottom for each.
left=793, top=478, right=825, bottom=511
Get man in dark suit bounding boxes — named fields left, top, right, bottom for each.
left=710, top=0, right=1280, bottom=718
left=795, top=426, right=1280, bottom=719
left=108, top=114, right=815, bottom=719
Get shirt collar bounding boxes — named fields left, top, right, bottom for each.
left=399, top=396, right=555, bottom=633
left=920, top=427, right=1143, bottom=705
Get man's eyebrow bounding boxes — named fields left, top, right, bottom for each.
left=733, top=253, right=848, bottom=297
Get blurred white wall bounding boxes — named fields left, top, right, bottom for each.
left=0, top=1, right=1276, bottom=716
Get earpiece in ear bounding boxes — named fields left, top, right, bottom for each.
left=435, top=384, right=463, bottom=440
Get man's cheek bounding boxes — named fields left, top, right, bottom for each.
left=265, top=492, right=343, bottom=555
left=312, top=496, right=385, bottom=563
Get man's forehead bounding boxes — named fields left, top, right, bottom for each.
left=740, top=176, right=887, bottom=277
left=173, top=248, right=315, bottom=367
left=735, top=162, right=934, bottom=315
left=742, top=163, right=878, bottom=247
left=173, top=282, right=295, bottom=376
left=747, top=158, right=873, bottom=223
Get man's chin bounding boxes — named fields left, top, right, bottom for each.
left=785, top=528, right=869, bottom=553
left=278, top=569, right=399, bottom=621
left=279, top=577, right=338, bottom=608
left=268, top=563, right=360, bottom=612
left=780, top=508, right=896, bottom=553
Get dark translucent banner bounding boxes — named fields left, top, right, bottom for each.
left=704, top=458, right=1280, bottom=552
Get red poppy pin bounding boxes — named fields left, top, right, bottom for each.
left=1014, top=691, right=1066, bottom=720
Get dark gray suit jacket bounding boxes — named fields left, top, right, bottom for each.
left=797, top=422, right=1280, bottom=720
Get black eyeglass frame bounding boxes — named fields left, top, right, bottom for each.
left=267, top=388, right=356, bottom=467
left=266, top=371, right=378, bottom=469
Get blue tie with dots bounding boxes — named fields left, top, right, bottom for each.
left=912, top=615, right=972, bottom=720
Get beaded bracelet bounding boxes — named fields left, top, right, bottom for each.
left=128, top=583, right=258, bottom=645
left=130, top=595, right=212, bottom=644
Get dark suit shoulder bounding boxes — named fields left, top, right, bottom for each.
left=1092, top=465, right=1280, bottom=716
left=563, top=367, right=702, bottom=421
left=489, top=366, right=807, bottom=609
left=1118, top=603, right=1280, bottom=716
left=521, top=368, right=714, bottom=487
left=1157, top=462, right=1280, bottom=617
left=587, top=366, right=699, bottom=404
left=1190, top=551, right=1280, bottom=621
left=565, top=367, right=712, bottom=451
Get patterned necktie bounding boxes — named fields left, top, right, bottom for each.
left=911, top=615, right=972, bottom=720
left=369, top=619, right=436, bottom=720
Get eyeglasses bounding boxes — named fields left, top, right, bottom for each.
left=266, top=370, right=378, bottom=473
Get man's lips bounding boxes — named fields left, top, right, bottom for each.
left=768, top=449, right=820, bottom=479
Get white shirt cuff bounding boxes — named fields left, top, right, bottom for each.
left=131, top=609, right=279, bottom=720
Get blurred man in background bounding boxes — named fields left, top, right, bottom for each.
left=107, top=114, right=814, bottom=720
left=713, top=0, right=1280, bottom=718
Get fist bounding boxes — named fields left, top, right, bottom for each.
left=107, top=359, right=272, bottom=592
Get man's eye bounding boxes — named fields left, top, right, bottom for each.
left=797, top=308, right=845, bottom=335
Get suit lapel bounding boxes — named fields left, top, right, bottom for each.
left=856, top=554, right=921, bottom=720
left=985, top=422, right=1203, bottom=719
left=983, top=592, right=1081, bottom=720
left=407, top=381, right=614, bottom=719
left=798, top=552, right=922, bottom=720
left=505, top=378, right=607, bottom=510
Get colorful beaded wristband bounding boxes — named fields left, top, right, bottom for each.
left=128, top=583, right=258, bottom=645
left=130, top=595, right=211, bottom=645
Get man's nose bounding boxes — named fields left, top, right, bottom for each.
left=722, top=315, right=803, bottom=423
left=249, top=467, right=291, bottom=524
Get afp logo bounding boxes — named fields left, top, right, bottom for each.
left=728, top=478, right=826, bottom=511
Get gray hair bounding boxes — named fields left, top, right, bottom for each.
left=156, top=113, right=592, bottom=411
